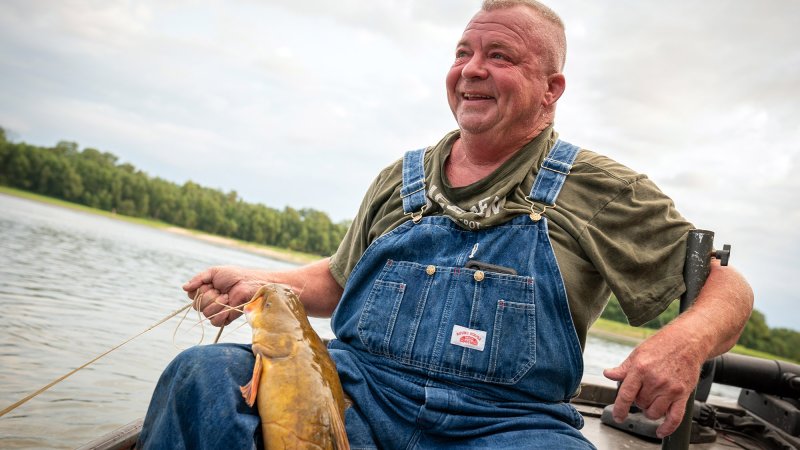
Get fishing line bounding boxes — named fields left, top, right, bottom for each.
left=173, top=288, right=257, bottom=346
left=214, top=325, right=225, bottom=344
left=208, top=300, right=255, bottom=343
left=2, top=286, right=261, bottom=417
left=174, top=289, right=257, bottom=347
left=216, top=319, right=251, bottom=342
left=172, top=290, right=207, bottom=347
left=0, top=301, right=194, bottom=418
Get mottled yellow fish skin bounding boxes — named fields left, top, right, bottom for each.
left=241, top=284, right=349, bottom=450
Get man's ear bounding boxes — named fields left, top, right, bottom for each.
left=544, top=73, right=566, bottom=106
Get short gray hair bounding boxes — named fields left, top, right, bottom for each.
left=481, top=0, right=567, bottom=72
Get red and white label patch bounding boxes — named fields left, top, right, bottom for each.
left=450, top=325, right=487, bottom=351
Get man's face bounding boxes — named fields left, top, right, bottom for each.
left=446, top=6, right=556, bottom=139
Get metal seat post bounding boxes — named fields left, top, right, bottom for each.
left=662, top=229, right=730, bottom=449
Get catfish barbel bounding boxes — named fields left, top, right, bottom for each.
left=240, top=284, right=350, bottom=449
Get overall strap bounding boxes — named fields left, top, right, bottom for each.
left=400, top=148, right=427, bottom=220
left=528, top=140, right=580, bottom=218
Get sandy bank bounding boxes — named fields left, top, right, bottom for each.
left=164, top=226, right=317, bottom=266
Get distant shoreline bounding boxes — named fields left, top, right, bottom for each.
left=0, top=186, right=320, bottom=267
left=162, top=226, right=319, bottom=266
left=587, top=326, right=644, bottom=345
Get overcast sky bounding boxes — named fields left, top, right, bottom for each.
left=1, top=0, right=798, bottom=330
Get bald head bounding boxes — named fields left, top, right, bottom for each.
left=481, top=0, right=566, bottom=73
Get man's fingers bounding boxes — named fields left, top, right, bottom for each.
left=183, top=276, right=205, bottom=293
left=195, top=287, right=224, bottom=322
left=184, top=280, right=211, bottom=302
left=204, top=293, right=234, bottom=327
left=602, top=365, right=626, bottom=382
left=612, top=375, right=641, bottom=423
left=604, top=362, right=636, bottom=423
left=643, top=396, right=671, bottom=420
left=656, top=397, right=688, bottom=438
left=208, top=309, right=229, bottom=328
left=217, top=293, right=246, bottom=324
left=183, top=268, right=217, bottom=293
left=188, top=284, right=215, bottom=309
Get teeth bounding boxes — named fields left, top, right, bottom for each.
left=464, top=93, right=492, bottom=99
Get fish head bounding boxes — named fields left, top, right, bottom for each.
left=242, top=284, right=306, bottom=329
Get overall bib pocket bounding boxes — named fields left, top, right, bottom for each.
left=357, top=259, right=537, bottom=384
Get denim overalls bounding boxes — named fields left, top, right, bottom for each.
left=137, top=140, right=595, bottom=450
left=327, top=140, right=593, bottom=449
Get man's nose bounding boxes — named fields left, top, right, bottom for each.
left=462, top=54, right=489, bottom=79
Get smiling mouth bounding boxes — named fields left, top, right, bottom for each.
left=462, top=93, right=493, bottom=100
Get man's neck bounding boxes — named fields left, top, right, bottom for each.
left=444, top=137, right=515, bottom=187
left=445, top=123, right=549, bottom=187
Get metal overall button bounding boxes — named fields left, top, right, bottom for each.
left=426, top=265, right=436, bottom=276
left=473, top=270, right=485, bottom=282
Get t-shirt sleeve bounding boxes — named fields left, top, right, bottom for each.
left=328, top=162, right=400, bottom=288
left=329, top=181, right=379, bottom=288
left=579, top=175, right=694, bottom=326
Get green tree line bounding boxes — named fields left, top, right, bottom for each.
left=601, top=295, right=800, bottom=362
left=0, top=128, right=349, bottom=256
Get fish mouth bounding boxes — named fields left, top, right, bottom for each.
left=243, top=302, right=255, bottom=317
left=243, top=292, right=266, bottom=319
left=243, top=299, right=259, bottom=313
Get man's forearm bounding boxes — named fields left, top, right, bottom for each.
left=659, top=260, right=753, bottom=359
left=263, top=257, right=344, bottom=318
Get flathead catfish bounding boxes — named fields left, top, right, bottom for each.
left=240, top=284, right=349, bottom=449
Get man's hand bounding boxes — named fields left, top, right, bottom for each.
left=183, top=266, right=271, bottom=326
left=603, top=333, right=704, bottom=438
left=603, top=261, right=753, bottom=438
left=181, top=258, right=345, bottom=326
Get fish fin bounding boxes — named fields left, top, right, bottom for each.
left=329, top=399, right=350, bottom=450
left=342, top=392, right=354, bottom=410
left=239, top=353, right=263, bottom=407
left=238, top=381, right=253, bottom=407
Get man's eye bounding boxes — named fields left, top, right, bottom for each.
left=490, top=53, right=507, bottom=60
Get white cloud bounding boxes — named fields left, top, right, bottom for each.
left=1, top=0, right=799, bottom=329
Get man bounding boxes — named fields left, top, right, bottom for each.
left=138, top=1, right=753, bottom=448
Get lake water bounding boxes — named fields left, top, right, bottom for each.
left=0, top=193, right=738, bottom=449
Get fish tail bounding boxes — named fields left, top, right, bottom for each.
left=239, top=353, right=263, bottom=408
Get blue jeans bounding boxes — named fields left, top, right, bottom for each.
left=138, top=344, right=594, bottom=449
left=138, top=344, right=262, bottom=450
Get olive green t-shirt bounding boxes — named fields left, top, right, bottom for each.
left=329, top=127, right=692, bottom=349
